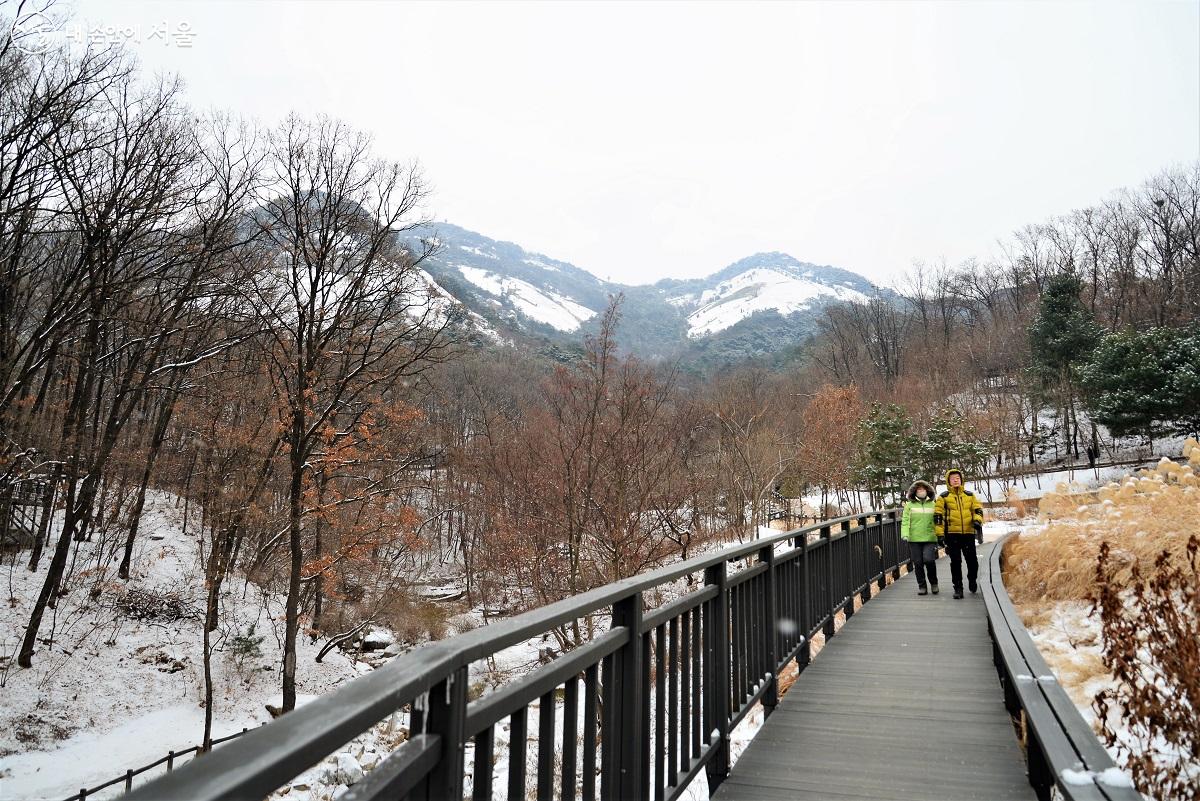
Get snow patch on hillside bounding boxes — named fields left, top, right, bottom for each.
left=457, top=266, right=595, bottom=332
left=0, top=492, right=361, bottom=800
left=684, top=267, right=869, bottom=338
left=457, top=244, right=498, bottom=260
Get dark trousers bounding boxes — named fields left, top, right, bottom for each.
left=908, top=542, right=938, bottom=589
left=946, top=533, right=978, bottom=592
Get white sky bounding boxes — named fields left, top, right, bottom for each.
left=56, top=0, right=1200, bottom=285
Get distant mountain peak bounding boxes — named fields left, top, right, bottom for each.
left=398, top=223, right=885, bottom=364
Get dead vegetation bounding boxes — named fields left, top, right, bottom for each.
left=1093, top=535, right=1200, bottom=801
left=1004, top=438, right=1200, bottom=604
left=1004, top=439, right=1200, bottom=799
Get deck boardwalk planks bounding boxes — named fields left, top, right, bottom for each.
left=715, top=544, right=1035, bottom=801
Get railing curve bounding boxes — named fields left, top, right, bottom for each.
left=130, top=510, right=905, bottom=801
left=983, top=533, right=1142, bottom=801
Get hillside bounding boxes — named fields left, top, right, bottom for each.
left=399, top=223, right=890, bottom=366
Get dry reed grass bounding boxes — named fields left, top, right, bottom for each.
left=1004, top=438, right=1200, bottom=605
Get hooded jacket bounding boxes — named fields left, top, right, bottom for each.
left=901, top=480, right=937, bottom=543
left=934, top=468, right=984, bottom=536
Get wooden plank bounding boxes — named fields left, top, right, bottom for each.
left=715, top=543, right=1036, bottom=801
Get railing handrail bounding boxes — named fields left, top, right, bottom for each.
left=130, top=510, right=902, bottom=801
left=983, top=532, right=1142, bottom=801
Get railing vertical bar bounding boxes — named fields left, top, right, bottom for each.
left=654, top=623, right=666, bottom=801
left=822, top=525, right=835, bottom=639
left=877, top=516, right=888, bottom=589
left=536, top=690, right=556, bottom=801
left=799, top=532, right=811, bottom=670
left=762, top=544, right=778, bottom=712
left=599, top=652, right=614, bottom=797
left=840, top=519, right=854, bottom=619
left=680, top=607, right=692, bottom=767
left=691, top=602, right=702, bottom=759
left=607, top=593, right=645, bottom=801
left=703, top=560, right=730, bottom=792
left=562, top=675, right=578, bottom=800
left=423, top=666, right=468, bottom=800
left=508, top=708, right=527, bottom=801
left=667, top=615, right=679, bottom=790
left=641, top=629, right=652, bottom=799
left=583, top=664, right=598, bottom=801
left=472, top=727, right=494, bottom=801
left=730, top=581, right=742, bottom=706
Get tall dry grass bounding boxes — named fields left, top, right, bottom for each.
left=1004, top=438, right=1200, bottom=605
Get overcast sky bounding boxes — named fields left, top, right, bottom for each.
left=57, top=1, right=1200, bottom=285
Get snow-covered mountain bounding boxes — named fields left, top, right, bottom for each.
left=401, top=223, right=612, bottom=338
left=660, top=253, right=876, bottom=338
left=401, top=223, right=890, bottom=363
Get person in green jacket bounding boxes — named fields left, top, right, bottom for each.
left=900, top=479, right=939, bottom=595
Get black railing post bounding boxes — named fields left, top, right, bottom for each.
left=876, top=514, right=888, bottom=590
left=703, top=561, right=730, bottom=793
left=840, top=519, right=853, bottom=619
left=857, top=516, right=872, bottom=603
left=759, top=544, right=779, bottom=716
left=1027, top=730, right=1053, bottom=801
left=891, top=510, right=903, bottom=580
left=821, top=525, right=835, bottom=640
left=420, top=665, right=468, bottom=801
left=606, top=592, right=645, bottom=801
left=798, top=533, right=812, bottom=672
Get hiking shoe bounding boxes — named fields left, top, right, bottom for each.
left=953, top=589, right=964, bottom=600
left=931, top=584, right=939, bottom=595
left=968, top=580, right=977, bottom=594
left=918, top=586, right=928, bottom=596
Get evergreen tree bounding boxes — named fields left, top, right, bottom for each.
left=915, top=407, right=995, bottom=484
left=852, top=403, right=918, bottom=507
left=1028, top=274, right=1101, bottom=457
left=1079, top=326, right=1200, bottom=439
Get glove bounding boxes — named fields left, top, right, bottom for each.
left=937, top=536, right=946, bottom=549
left=973, top=521, right=983, bottom=543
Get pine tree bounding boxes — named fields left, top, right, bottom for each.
left=1028, top=274, right=1101, bottom=457
left=915, top=407, right=995, bottom=484
left=852, top=403, right=918, bottom=507
left=1079, top=326, right=1200, bottom=440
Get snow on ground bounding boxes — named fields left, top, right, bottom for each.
left=0, top=492, right=361, bottom=800
left=798, top=458, right=1175, bottom=515
left=685, top=267, right=867, bottom=338
left=457, top=266, right=596, bottom=332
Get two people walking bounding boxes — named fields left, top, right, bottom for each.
left=900, top=468, right=984, bottom=599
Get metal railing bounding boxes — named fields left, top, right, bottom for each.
left=130, top=510, right=904, bottom=801
left=60, top=725, right=263, bottom=801
left=983, top=533, right=1142, bottom=801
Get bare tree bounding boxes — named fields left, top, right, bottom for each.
left=246, top=114, right=459, bottom=712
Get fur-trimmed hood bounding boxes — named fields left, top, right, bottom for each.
left=906, top=480, right=936, bottom=501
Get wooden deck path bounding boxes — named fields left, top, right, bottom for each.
left=715, top=543, right=1036, bottom=801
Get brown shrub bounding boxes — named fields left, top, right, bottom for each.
left=1092, top=536, right=1200, bottom=801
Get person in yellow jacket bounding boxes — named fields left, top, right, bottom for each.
left=934, top=467, right=984, bottom=599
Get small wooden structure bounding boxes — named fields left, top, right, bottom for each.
left=0, top=475, right=55, bottom=549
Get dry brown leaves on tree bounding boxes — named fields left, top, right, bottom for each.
left=1092, top=535, right=1200, bottom=801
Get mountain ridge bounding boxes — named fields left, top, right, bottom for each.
left=399, top=222, right=890, bottom=367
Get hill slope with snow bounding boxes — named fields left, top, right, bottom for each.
left=402, top=225, right=889, bottom=364
left=661, top=252, right=875, bottom=338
